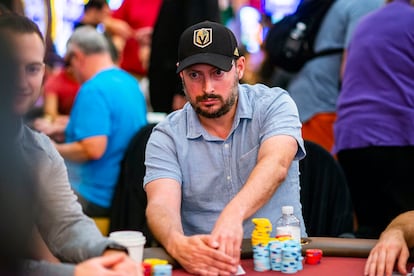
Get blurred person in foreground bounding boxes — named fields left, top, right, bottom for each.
left=334, top=0, right=414, bottom=239
left=144, top=21, right=306, bottom=275
left=0, top=21, right=37, bottom=275
left=53, top=26, right=147, bottom=217
left=365, top=211, right=414, bottom=276
left=0, top=13, right=142, bottom=276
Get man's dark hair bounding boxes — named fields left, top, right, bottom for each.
left=0, top=13, right=44, bottom=43
left=84, top=0, right=108, bottom=11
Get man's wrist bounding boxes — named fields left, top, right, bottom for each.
left=166, top=232, right=184, bottom=257
left=105, top=243, right=129, bottom=254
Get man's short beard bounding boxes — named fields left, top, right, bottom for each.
left=182, top=73, right=239, bottom=119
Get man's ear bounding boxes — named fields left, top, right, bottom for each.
left=236, top=57, right=245, bottom=80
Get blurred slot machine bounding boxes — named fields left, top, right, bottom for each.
left=237, top=0, right=300, bottom=54
left=23, top=0, right=124, bottom=58
left=264, top=0, right=301, bottom=24
left=239, top=5, right=262, bottom=54
left=52, top=0, right=84, bottom=56
left=22, top=0, right=48, bottom=38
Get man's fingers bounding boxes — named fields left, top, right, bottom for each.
left=396, top=250, right=409, bottom=276
left=200, top=234, right=219, bottom=249
left=364, top=250, right=378, bottom=276
left=376, top=250, right=387, bottom=276
left=98, top=253, right=126, bottom=267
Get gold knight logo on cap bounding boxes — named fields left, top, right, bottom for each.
left=193, top=28, right=212, bottom=48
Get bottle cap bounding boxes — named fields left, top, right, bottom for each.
left=282, top=206, right=294, bottom=215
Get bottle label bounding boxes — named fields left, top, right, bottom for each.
left=276, top=226, right=301, bottom=243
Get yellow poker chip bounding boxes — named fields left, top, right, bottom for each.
left=251, top=217, right=276, bottom=246
left=252, top=231, right=270, bottom=236
left=143, top=258, right=168, bottom=267
left=251, top=238, right=270, bottom=246
left=252, top=218, right=271, bottom=224
left=252, top=218, right=272, bottom=226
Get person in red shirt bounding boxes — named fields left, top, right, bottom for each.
left=33, top=64, right=80, bottom=142
left=105, top=0, right=162, bottom=78
left=43, top=65, right=80, bottom=117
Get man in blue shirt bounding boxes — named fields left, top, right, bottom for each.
left=144, top=21, right=306, bottom=275
left=55, top=26, right=147, bottom=216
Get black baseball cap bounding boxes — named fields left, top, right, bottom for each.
left=176, top=21, right=240, bottom=73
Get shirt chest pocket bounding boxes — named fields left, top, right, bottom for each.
left=237, top=145, right=259, bottom=184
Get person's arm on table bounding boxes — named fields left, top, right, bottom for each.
left=99, top=251, right=142, bottom=276
left=146, top=179, right=237, bottom=276
left=55, top=135, right=107, bottom=162
left=75, top=253, right=134, bottom=276
left=29, top=130, right=140, bottom=275
left=24, top=252, right=141, bottom=276
left=364, top=211, right=414, bottom=276
left=210, top=135, right=298, bottom=261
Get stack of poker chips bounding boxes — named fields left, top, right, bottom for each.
left=251, top=218, right=273, bottom=271
left=143, top=258, right=170, bottom=276
left=268, top=237, right=303, bottom=273
left=281, top=239, right=303, bottom=273
left=268, top=239, right=284, bottom=271
left=252, top=218, right=304, bottom=274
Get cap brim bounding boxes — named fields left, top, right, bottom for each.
left=176, top=53, right=233, bottom=73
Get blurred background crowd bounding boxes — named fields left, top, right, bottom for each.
left=0, top=0, right=300, bottom=117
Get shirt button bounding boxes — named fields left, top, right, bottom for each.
left=227, top=176, right=231, bottom=180
left=224, top=143, right=229, bottom=148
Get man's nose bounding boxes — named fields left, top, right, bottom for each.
left=18, top=70, right=29, bottom=88
left=203, top=77, right=214, bottom=94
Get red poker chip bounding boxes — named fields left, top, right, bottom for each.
left=142, top=262, right=152, bottom=276
left=305, top=249, right=323, bottom=265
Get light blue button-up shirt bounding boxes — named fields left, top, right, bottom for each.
left=144, top=83, right=306, bottom=238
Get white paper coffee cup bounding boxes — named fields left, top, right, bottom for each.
left=109, top=231, right=146, bottom=263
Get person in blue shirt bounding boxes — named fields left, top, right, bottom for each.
left=144, top=21, right=306, bottom=275
left=55, top=26, right=147, bottom=217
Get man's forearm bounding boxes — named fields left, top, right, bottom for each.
left=146, top=203, right=184, bottom=254
left=226, top=136, right=297, bottom=220
left=55, top=142, right=89, bottom=162
left=226, top=157, right=286, bottom=221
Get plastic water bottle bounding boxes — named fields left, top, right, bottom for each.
left=276, top=206, right=301, bottom=243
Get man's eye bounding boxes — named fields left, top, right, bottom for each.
left=189, top=72, right=199, bottom=78
left=26, top=65, right=42, bottom=75
left=214, top=69, right=224, bottom=76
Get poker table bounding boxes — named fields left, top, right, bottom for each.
left=173, top=257, right=367, bottom=275
left=143, top=237, right=399, bottom=275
